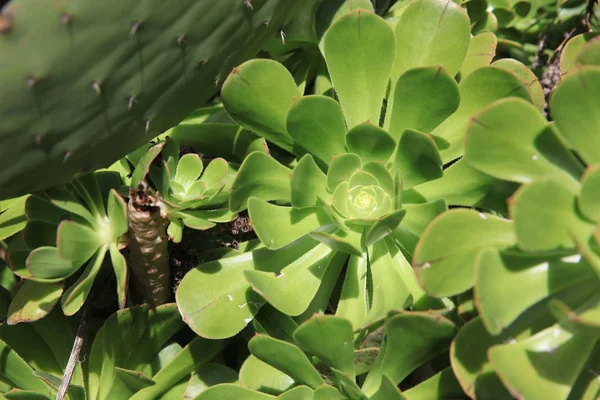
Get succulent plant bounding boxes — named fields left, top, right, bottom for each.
left=176, top=0, right=545, bottom=340
left=4, top=172, right=128, bottom=318
left=141, top=141, right=237, bottom=242
left=0, top=302, right=230, bottom=399
left=0, top=0, right=307, bottom=200
left=413, top=35, right=600, bottom=398
left=124, top=140, right=237, bottom=305
left=196, top=313, right=462, bottom=399
left=0, top=195, right=28, bottom=242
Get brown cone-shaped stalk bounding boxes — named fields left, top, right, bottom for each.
left=127, top=184, right=170, bottom=306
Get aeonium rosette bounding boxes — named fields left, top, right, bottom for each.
left=129, top=140, right=237, bottom=244
left=176, top=2, right=536, bottom=340
left=332, top=157, right=396, bottom=224
left=239, top=122, right=419, bottom=257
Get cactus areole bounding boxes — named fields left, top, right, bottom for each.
left=0, top=0, right=305, bottom=199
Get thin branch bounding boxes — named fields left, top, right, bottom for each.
left=56, top=308, right=87, bottom=400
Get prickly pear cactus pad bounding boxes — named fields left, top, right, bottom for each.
left=0, top=0, right=303, bottom=199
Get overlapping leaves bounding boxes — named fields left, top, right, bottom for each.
left=176, top=0, right=537, bottom=343
left=4, top=172, right=128, bottom=317
left=414, top=37, right=600, bottom=398
left=0, top=302, right=232, bottom=399
left=131, top=141, right=237, bottom=243
left=196, top=314, right=461, bottom=400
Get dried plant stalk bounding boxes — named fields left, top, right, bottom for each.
left=127, top=184, right=170, bottom=306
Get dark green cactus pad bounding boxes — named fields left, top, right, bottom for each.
left=0, top=0, right=303, bottom=199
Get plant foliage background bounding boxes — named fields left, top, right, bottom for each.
left=0, top=0, right=600, bottom=398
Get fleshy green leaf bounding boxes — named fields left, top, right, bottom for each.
left=365, top=210, right=406, bottom=246
left=549, top=295, right=600, bottom=336
left=403, top=367, right=464, bottom=400
left=109, top=243, right=128, bottom=309
left=327, top=154, right=362, bottom=192
left=244, top=242, right=335, bottom=316
left=369, top=376, right=406, bottom=400
left=459, top=32, right=497, bottom=78
left=387, top=66, right=460, bottom=138
left=310, top=226, right=364, bottom=256
left=345, top=122, right=396, bottom=163
left=199, top=158, right=229, bottom=192
left=177, top=211, right=216, bottom=231
left=286, top=96, right=347, bottom=164
left=294, top=251, right=347, bottom=324
left=336, top=254, right=369, bottom=329
left=394, top=130, right=443, bottom=189
left=330, top=367, right=366, bottom=399
left=385, top=240, right=440, bottom=311
left=221, top=59, right=302, bottom=151
left=0, top=195, right=28, bottom=241
left=489, top=324, right=596, bottom=400
left=23, top=221, right=57, bottom=250
left=362, top=312, right=456, bottom=396
left=73, top=173, right=106, bottom=219
left=167, top=218, right=184, bottom=243
left=107, top=190, right=128, bottom=240
left=386, top=0, right=469, bottom=120
left=24, top=195, right=64, bottom=225
left=26, top=247, right=79, bottom=280
left=510, top=179, right=594, bottom=251
left=44, top=188, right=96, bottom=227
left=240, top=355, right=294, bottom=395
left=291, top=155, right=329, bottom=209
left=0, top=338, right=49, bottom=394
left=348, top=170, right=379, bottom=189
left=195, top=384, right=273, bottom=400
left=414, top=209, right=516, bottom=296
left=313, top=385, right=346, bottom=400
left=248, top=199, right=332, bottom=250
left=362, top=162, right=394, bottom=196
left=7, top=281, right=63, bottom=325
left=576, top=35, right=600, bottom=67
left=323, top=9, right=395, bottom=128
left=173, top=154, right=204, bottom=190
left=294, top=316, right=355, bottom=377
left=87, top=304, right=184, bottom=400
left=391, top=0, right=470, bottom=80
left=221, top=59, right=300, bottom=152
left=433, top=67, right=532, bottom=163
left=129, top=337, right=226, bottom=400
left=465, top=98, right=583, bottom=186
left=560, top=33, right=600, bottom=75
left=230, top=152, right=292, bottom=213
left=492, top=59, right=545, bottom=111
left=580, top=165, right=600, bottom=222
left=450, top=317, right=518, bottom=399
left=107, top=368, right=153, bottom=399
left=475, top=249, right=596, bottom=335
left=413, top=159, right=518, bottom=212
left=249, top=335, right=323, bottom=389
left=177, top=236, right=322, bottom=339
left=362, top=241, right=411, bottom=326
left=253, top=303, right=299, bottom=344
left=179, top=209, right=236, bottom=226
left=550, top=67, right=600, bottom=165
left=131, top=142, right=164, bottom=189
left=61, top=245, right=107, bottom=316
left=57, top=221, right=103, bottom=264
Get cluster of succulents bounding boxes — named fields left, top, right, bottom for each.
left=1, top=0, right=600, bottom=399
